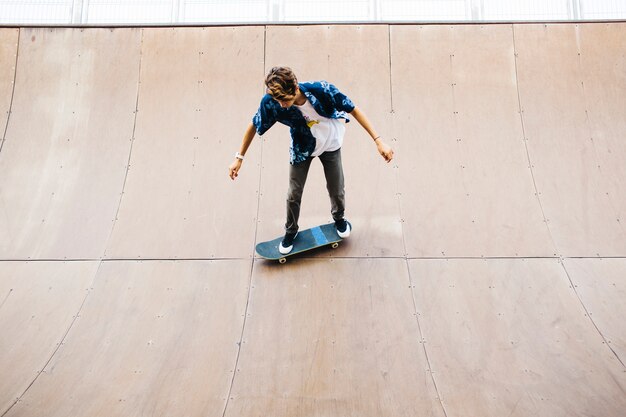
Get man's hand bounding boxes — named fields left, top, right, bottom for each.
left=230, top=124, right=256, bottom=180
left=229, top=159, right=243, bottom=180
left=375, top=138, right=394, bottom=163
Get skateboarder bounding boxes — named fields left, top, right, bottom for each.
left=229, top=66, right=394, bottom=254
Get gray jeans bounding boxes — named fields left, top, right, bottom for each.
left=285, top=148, right=345, bottom=234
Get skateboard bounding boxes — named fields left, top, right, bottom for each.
left=255, top=222, right=350, bottom=263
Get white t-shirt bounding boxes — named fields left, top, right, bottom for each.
left=295, top=99, right=346, bottom=157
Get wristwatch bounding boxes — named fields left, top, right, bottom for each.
left=235, top=152, right=245, bottom=161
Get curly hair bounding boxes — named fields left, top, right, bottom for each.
left=265, top=66, right=298, bottom=100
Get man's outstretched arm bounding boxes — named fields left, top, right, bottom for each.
left=349, top=106, right=394, bottom=163
left=229, top=122, right=256, bottom=180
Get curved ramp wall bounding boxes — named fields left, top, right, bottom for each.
left=0, top=23, right=625, bottom=417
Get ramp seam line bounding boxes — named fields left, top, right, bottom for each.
left=558, top=260, right=625, bottom=369
left=0, top=288, right=12, bottom=311
left=102, top=28, right=144, bottom=259
left=511, top=24, right=560, bottom=258
left=575, top=34, right=626, bottom=240
left=248, top=24, right=267, bottom=260
left=0, top=28, right=20, bottom=156
left=390, top=25, right=442, bottom=411
left=3, top=256, right=626, bottom=262
left=449, top=27, right=477, bottom=229
left=7, top=255, right=626, bottom=262
left=387, top=23, right=407, bottom=260
left=220, top=257, right=255, bottom=417
left=404, top=259, right=449, bottom=417
left=221, top=24, right=268, bottom=417
left=0, top=262, right=101, bottom=417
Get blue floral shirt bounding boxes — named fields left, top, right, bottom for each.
left=252, top=81, right=355, bottom=164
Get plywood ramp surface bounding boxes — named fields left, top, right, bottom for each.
left=410, top=258, right=626, bottom=417
left=226, top=259, right=444, bottom=417
left=0, top=22, right=625, bottom=417
left=515, top=23, right=626, bottom=256
left=105, top=27, right=265, bottom=259
left=4, top=260, right=251, bottom=417
left=392, top=25, right=555, bottom=258
left=0, top=29, right=18, bottom=152
left=563, top=258, right=626, bottom=362
left=0, top=261, right=97, bottom=415
left=0, top=28, right=141, bottom=259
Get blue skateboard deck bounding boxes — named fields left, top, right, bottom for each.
left=255, top=223, right=349, bottom=263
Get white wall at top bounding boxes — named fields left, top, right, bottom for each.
left=0, top=0, right=625, bottom=25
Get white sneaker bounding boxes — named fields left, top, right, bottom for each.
left=279, top=232, right=298, bottom=254
left=335, top=219, right=351, bottom=238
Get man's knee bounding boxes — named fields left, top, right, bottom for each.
left=287, top=185, right=304, bottom=201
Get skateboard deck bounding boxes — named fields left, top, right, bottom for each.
left=255, top=222, right=348, bottom=263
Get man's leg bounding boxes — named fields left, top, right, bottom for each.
left=285, top=157, right=313, bottom=234
left=319, top=148, right=345, bottom=222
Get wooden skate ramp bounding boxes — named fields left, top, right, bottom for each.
left=1, top=23, right=625, bottom=417
left=0, top=28, right=141, bottom=259
left=105, top=27, right=265, bottom=259
left=514, top=23, right=626, bottom=257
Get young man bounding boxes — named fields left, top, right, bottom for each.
left=229, top=67, right=394, bottom=255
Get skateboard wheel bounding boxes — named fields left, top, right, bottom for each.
left=331, top=242, right=339, bottom=249
left=279, top=258, right=287, bottom=264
